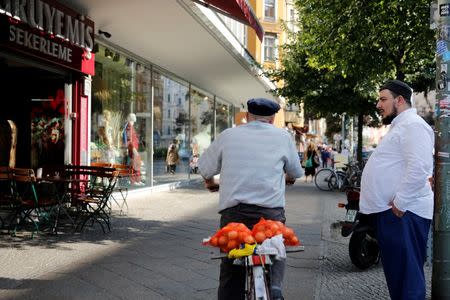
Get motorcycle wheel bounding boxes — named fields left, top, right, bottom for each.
left=349, top=230, right=379, bottom=270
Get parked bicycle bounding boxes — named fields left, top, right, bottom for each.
left=314, top=161, right=362, bottom=191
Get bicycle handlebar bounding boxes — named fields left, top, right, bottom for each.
left=210, top=245, right=305, bottom=260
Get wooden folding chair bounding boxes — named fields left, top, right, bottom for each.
left=74, top=169, right=118, bottom=233
left=10, top=168, right=59, bottom=237
left=91, top=162, right=130, bottom=214
left=110, top=163, right=132, bottom=214
left=0, top=166, right=14, bottom=228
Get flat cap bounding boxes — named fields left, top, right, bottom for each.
left=379, top=80, right=412, bottom=103
left=247, top=98, right=280, bottom=116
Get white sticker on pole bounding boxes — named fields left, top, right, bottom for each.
left=438, top=152, right=450, bottom=158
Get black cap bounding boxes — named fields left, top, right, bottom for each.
left=379, top=80, right=412, bottom=103
left=247, top=98, right=280, bottom=116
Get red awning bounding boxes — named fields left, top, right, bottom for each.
left=193, top=0, right=264, bottom=41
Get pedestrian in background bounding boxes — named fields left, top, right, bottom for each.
left=166, top=144, right=179, bottom=174
left=198, top=98, right=304, bottom=300
left=303, top=141, right=320, bottom=183
left=321, top=146, right=331, bottom=168
left=360, top=80, right=434, bottom=300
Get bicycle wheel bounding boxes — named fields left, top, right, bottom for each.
left=245, top=265, right=255, bottom=300
left=328, top=173, right=339, bottom=190
left=314, top=168, right=334, bottom=191
left=336, top=171, right=349, bottom=191
left=245, top=264, right=271, bottom=300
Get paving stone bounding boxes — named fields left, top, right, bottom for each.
left=0, top=181, right=433, bottom=299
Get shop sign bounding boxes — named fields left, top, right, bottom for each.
left=0, top=0, right=95, bottom=75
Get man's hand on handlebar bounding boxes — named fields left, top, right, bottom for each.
left=204, top=177, right=219, bottom=192
left=285, top=175, right=296, bottom=185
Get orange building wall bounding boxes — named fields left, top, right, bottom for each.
left=246, top=0, right=289, bottom=129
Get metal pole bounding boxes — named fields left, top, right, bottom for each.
left=433, top=1, right=450, bottom=297
left=341, top=113, right=346, bottom=152
left=213, top=95, right=217, bottom=140
left=150, top=66, right=154, bottom=187
left=187, top=83, right=192, bottom=181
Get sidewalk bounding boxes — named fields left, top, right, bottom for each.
left=0, top=180, right=431, bottom=299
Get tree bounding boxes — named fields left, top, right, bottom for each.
left=267, top=46, right=376, bottom=160
left=269, top=0, right=435, bottom=161
left=295, top=0, right=434, bottom=85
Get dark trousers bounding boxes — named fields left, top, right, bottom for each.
left=376, top=209, right=431, bottom=300
left=218, top=203, right=286, bottom=300
left=168, top=164, right=176, bottom=173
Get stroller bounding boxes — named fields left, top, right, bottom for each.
left=189, top=154, right=199, bottom=174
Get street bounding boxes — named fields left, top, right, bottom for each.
left=0, top=180, right=431, bottom=299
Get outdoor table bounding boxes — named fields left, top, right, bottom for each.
left=37, top=176, right=76, bottom=234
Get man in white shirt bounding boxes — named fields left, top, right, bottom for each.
left=360, top=80, right=434, bottom=300
left=198, top=98, right=304, bottom=300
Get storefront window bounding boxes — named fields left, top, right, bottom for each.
left=91, top=44, right=151, bottom=187
left=91, top=44, right=234, bottom=187
left=153, top=72, right=190, bottom=184
left=190, top=88, right=214, bottom=177
left=215, top=98, right=232, bottom=135
left=133, top=63, right=152, bottom=186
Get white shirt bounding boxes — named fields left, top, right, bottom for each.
left=360, top=108, right=434, bottom=219
left=198, top=121, right=304, bottom=212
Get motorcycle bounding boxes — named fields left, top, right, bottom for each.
left=338, top=188, right=380, bottom=270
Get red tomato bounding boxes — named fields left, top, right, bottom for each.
left=255, top=232, right=266, bottom=243
left=275, top=221, right=285, bottom=228
left=283, top=228, right=294, bottom=239
left=269, top=223, right=279, bottom=232
left=210, top=236, right=218, bottom=247
left=244, top=235, right=256, bottom=244
left=218, top=235, right=228, bottom=246
left=237, top=223, right=248, bottom=231
left=290, top=236, right=299, bottom=245
left=227, top=240, right=239, bottom=250
left=227, top=230, right=238, bottom=240
left=265, top=229, right=273, bottom=238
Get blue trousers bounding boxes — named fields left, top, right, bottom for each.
left=376, top=209, right=431, bottom=300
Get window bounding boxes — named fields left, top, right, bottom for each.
left=168, top=109, right=171, bottom=118
left=178, top=98, right=181, bottom=105
left=264, top=0, right=275, bottom=20
left=264, top=33, right=277, bottom=61
left=168, top=94, right=171, bottom=102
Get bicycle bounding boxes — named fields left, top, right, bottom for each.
left=314, top=166, right=347, bottom=191
left=212, top=245, right=305, bottom=299
left=314, top=161, right=362, bottom=191
left=204, top=177, right=300, bottom=299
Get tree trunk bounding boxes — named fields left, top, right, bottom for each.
left=357, top=113, right=364, bottom=163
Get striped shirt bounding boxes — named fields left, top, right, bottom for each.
left=198, top=121, right=304, bottom=212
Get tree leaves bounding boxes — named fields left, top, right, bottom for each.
left=265, top=0, right=435, bottom=159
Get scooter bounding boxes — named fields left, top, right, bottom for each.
left=338, top=188, right=380, bottom=270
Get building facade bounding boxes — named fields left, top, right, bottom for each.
left=245, top=0, right=304, bottom=129
left=0, top=0, right=276, bottom=191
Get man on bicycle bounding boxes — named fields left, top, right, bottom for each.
left=198, top=98, right=304, bottom=300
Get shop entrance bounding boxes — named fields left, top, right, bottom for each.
left=0, top=56, right=70, bottom=169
